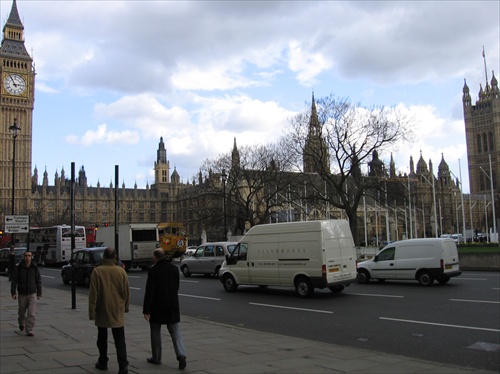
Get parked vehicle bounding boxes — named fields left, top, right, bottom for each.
left=61, top=247, right=124, bottom=287
left=357, top=238, right=462, bottom=286
left=180, top=242, right=238, bottom=277
left=95, top=224, right=159, bottom=271
left=219, top=220, right=358, bottom=298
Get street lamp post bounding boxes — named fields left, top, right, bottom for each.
left=221, top=169, right=227, bottom=241
left=421, top=174, right=438, bottom=238
left=9, top=118, right=21, bottom=276
left=9, top=119, right=20, bottom=215
left=9, top=119, right=21, bottom=247
left=480, top=154, right=497, bottom=243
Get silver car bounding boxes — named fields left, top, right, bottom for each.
left=180, top=242, right=238, bottom=277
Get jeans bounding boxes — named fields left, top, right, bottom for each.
left=97, top=326, right=128, bottom=370
left=150, top=322, right=187, bottom=362
left=18, top=293, right=37, bottom=332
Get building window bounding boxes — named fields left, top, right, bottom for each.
left=476, top=134, right=482, bottom=153
left=483, top=133, right=488, bottom=152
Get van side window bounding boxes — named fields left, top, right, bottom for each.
left=204, top=245, right=215, bottom=257
left=215, top=246, right=224, bottom=256
left=194, top=248, right=204, bottom=257
left=377, top=247, right=395, bottom=261
left=228, top=243, right=247, bottom=264
left=237, top=244, right=248, bottom=261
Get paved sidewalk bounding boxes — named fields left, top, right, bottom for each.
left=0, top=276, right=495, bottom=374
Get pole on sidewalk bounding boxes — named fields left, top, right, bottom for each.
left=71, top=162, right=76, bottom=309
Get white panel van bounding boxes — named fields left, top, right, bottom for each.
left=219, top=220, right=357, bottom=297
left=357, top=238, right=462, bottom=286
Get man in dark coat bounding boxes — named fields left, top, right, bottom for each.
left=11, top=250, right=42, bottom=336
left=143, top=249, right=187, bottom=369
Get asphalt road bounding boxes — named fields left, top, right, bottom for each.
left=37, top=266, right=500, bottom=372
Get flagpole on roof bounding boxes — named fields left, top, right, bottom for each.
left=483, top=46, right=488, bottom=84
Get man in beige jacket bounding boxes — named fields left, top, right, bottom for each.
left=89, top=247, right=130, bottom=374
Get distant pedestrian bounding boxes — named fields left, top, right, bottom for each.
left=88, top=247, right=130, bottom=374
left=143, top=248, right=187, bottom=370
left=11, top=250, right=42, bottom=336
left=8, top=245, right=15, bottom=281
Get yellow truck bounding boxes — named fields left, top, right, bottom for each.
left=158, top=222, right=187, bottom=260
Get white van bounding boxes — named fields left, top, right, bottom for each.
left=357, top=238, right=462, bottom=286
left=219, top=220, right=357, bottom=298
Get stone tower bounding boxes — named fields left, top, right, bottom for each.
left=0, top=0, right=35, bottom=220
left=303, top=93, right=330, bottom=173
left=151, top=136, right=170, bottom=192
left=463, top=58, right=499, bottom=196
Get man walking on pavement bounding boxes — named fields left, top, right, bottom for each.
left=89, top=247, right=130, bottom=374
left=11, top=250, right=42, bottom=337
left=143, top=248, right=187, bottom=370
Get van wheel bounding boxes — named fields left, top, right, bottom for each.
left=295, top=276, right=314, bottom=298
left=417, top=271, right=434, bottom=286
left=357, top=270, right=371, bottom=284
left=222, top=274, right=238, bottom=292
left=329, top=285, right=345, bottom=293
left=181, top=266, right=191, bottom=277
left=438, top=276, right=450, bottom=284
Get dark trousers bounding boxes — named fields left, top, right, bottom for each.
left=97, top=326, right=128, bottom=369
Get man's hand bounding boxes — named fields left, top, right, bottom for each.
left=144, top=314, right=150, bottom=321
left=12, top=294, right=17, bottom=300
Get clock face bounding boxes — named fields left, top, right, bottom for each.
left=4, top=74, right=26, bottom=95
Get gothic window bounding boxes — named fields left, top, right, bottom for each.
left=488, top=132, right=494, bottom=151
left=89, top=202, right=95, bottom=209
left=483, top=133, right=488, bottom=152
left=480, top=174, right=485, bottom=191
left=101, top=202, right=107, bottom=209
left=476, top=134, right=482, bottom=153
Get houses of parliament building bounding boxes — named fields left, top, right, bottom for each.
left=1, top=0, right=498, bottom=245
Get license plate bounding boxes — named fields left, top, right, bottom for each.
left=445, top=264, right=452, bottom=270
left=329, top=267, right=340, bottom=273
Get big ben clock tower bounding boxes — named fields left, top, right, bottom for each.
left=0, top=0, right=35, bottom=223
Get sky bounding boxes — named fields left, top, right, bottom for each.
left=2, top=0, right=499, bottom=194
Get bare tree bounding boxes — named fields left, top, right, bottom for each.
left=198, top=142, right=302, bottom=238
left=286, top=94, right=414, bottom=245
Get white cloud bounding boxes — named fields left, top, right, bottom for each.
left=66, top=124, right=139, bottom=146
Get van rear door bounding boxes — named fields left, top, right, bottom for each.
left=442, top=240, right=460, bottom=274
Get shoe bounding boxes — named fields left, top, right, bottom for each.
left=118, top=367, right=128, bottom=374
left=26, top=331, right=34, bottom=337
left=95, top=361, right=108, bottom=370
left=19, top=325, right=24, bottom=331
left=147, top=357, right=161, bottom=365
left=178, top=356, right=187, bottom=370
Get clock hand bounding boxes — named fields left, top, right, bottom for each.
left=9, top=76, right=18, bottom=87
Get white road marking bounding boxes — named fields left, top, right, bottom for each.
left=129, top=287, right=141, bottom=290
left=41, top=275, right=55, bottom=279
left=179, top=294, right=220, bottom=301
left=450, top=299, right=500, bottom=304
left=180, top=280, right=199, bottom=283
left=249, top=302, right=333, bottom=314
left=454, top=278, right=488, bottom=281
left=349, top=293, right=404, bottom=298
left=380, top=317, right=500, bottom=332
